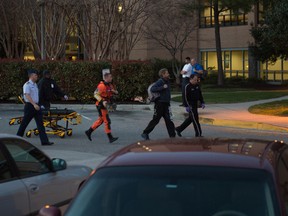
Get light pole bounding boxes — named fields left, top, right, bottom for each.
left=37, top=0, right=46, bottom=60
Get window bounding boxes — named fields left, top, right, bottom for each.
left=200, top=2, right=248, bottom=28
left=0, top=150, right=12, bottom=181
left=4, top=140, right=51, bottom=177
left=66, top=166, right=279, bottom=216
left=200, top=50, right=249, bottom=78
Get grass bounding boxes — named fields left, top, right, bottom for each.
left=248, top=100, right=288, bottom=117
left=171, top=86, right=288, bottom=117
left=172, top=90, right=288, bottom=104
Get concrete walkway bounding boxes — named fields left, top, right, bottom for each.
left=196, top=95, right=288, bottom=133
left=1, top=95, right=287, bottom=133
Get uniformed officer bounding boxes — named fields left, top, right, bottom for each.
left=38, top=70, right=68, bottom=109
left=17, top=69, right=54, bottom=145
left=175, top=74, right=205, bottom=137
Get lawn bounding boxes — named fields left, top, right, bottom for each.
left=172, top=88, right=288, bottom=104
left=248, top=100, right=288, bottom=117
left=172, top=87, right=288, bottom=117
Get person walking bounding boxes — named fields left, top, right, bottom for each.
left=38, top=70, right=68, bottom=109
left=141, top=68, right=176, bottom=140
left=175, top=74, right=205, bottom=137
left=17, top=69, right=54, bottom=145
left=179, top=57, right=192, bottom=106
left=85, top=73, right=118, bottom=143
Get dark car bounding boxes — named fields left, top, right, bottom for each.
left=41, top=137, right=288, bottom=216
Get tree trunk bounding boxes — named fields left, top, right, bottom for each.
left=214, top=2, right=224, bottom=86
left=248, top=45, right=258, bottom=79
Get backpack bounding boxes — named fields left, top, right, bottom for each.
left=147, top=82, right=160, bottom=103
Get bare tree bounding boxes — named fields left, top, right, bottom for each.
left=23, top=0, right=78, bottom=60
left=71, top=0, right=151, bottom=60
left=0, top=0, right=26, bottom=58
left=144, top=0, right=196, bottom=79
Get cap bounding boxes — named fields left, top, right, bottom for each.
left=27, top=69, right=39, bottom=75
left=43, top=70, right=51, bottom=76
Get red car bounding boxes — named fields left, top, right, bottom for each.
left=41, top=137, right=288, bottom=216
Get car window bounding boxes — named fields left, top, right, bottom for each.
left=0, top=149, right=13, bottom=182
left=4, top=139, right=51, bottom=177
left=66, top=166, right=279, bottom=216
left=276, top=147, right=288, bottom=214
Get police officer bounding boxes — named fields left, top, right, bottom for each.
left=175, top=74, right=205, bottom=137
left=38, top=70, right=68, bottom=109
left=17, top=69, right=54, bottom=145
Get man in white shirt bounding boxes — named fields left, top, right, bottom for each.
left=179, top=57, right=192, bottom=106
left=17, top=69, right=54, bottom=145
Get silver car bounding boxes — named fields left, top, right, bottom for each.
left=0, top=133, right=92, bottom=216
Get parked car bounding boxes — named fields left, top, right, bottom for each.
left=0, top=133, right=92, bottom=216
left=41, top=137, right=288, bottom=216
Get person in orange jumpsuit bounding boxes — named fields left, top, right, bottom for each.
left=85, top=73, right=118, bottom=143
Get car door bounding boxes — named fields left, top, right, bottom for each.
left=0, top=141, right=30, bottom=216
left=3, top=138, right=74, bottom=214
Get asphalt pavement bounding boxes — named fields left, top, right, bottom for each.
left=0, top=95, right=287, bottom=169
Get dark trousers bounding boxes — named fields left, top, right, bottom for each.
left=181, top=77, right=190, bottom=104
left=17, top=103, right=49, bottom=144
left=177, top=105, right=202, bottom=137
left=143, top=101, right=176, bottom=137
left=41, top=101, right=51, bottom=109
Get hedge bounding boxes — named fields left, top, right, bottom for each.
left=0, top=60, right=166, bottom=103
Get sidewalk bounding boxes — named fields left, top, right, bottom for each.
left=1, top=96, right=287, bottom=133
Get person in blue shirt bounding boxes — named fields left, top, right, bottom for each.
left=191, top=58, right=204, bottom=81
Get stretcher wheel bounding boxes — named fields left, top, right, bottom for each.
left=17, top=119, right=22, bottom=124
left=26, top=131, right=32, bottom=138
left=59, top=132, right=65, bottom=138
left=34, top=130, right=39, bottom=136
left=67, top=130, right=72, bottom=136
left=9, top=119, right=15, bottom=125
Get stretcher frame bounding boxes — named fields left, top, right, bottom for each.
left=9, top=96, right=82, bottom=138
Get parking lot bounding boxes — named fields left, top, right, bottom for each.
left=1, top=101, right=287, bottom=169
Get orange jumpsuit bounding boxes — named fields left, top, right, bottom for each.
left=91, top=81, right=114, bottom=133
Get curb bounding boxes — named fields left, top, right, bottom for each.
left=200, top=117, right=288, bottom=133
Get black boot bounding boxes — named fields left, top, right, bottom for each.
left=107, top=133, right=118, bottom=143
left=85, top=128, right=93, bottom=141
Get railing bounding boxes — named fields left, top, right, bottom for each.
left=262, top=70, right=288, bottom=82
left=200, top=14, right=248, bottom=28
left=209, top=70, right=288, bottom=83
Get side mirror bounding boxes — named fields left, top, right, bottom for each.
left=39, top=205, right=61, bottom=216
left=52, top=158, right=67, bottom=171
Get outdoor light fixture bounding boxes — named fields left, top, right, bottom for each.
left=37, top=0, right=46, bottom=60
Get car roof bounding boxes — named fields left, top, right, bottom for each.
left=0, top=133, right=26, bottom=140
left=97, top=137, right=285, bottom=171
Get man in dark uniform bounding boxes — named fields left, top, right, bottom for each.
left=38, top=70, right=68, bottom=109
left=141, top=68, right=176, bottom=140
left=17, top=69, right=54, bottom=145
left=175, top=74, right=205, bottom=137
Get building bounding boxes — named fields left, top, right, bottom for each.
left=130, top=1, right=288, bottom=83
left=22, top=0, right=287, bottom=83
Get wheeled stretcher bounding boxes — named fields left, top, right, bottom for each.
left=9, top=108, right=82, bottom=138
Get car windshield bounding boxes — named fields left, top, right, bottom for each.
left=65, top=166, right=279, bottom=216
